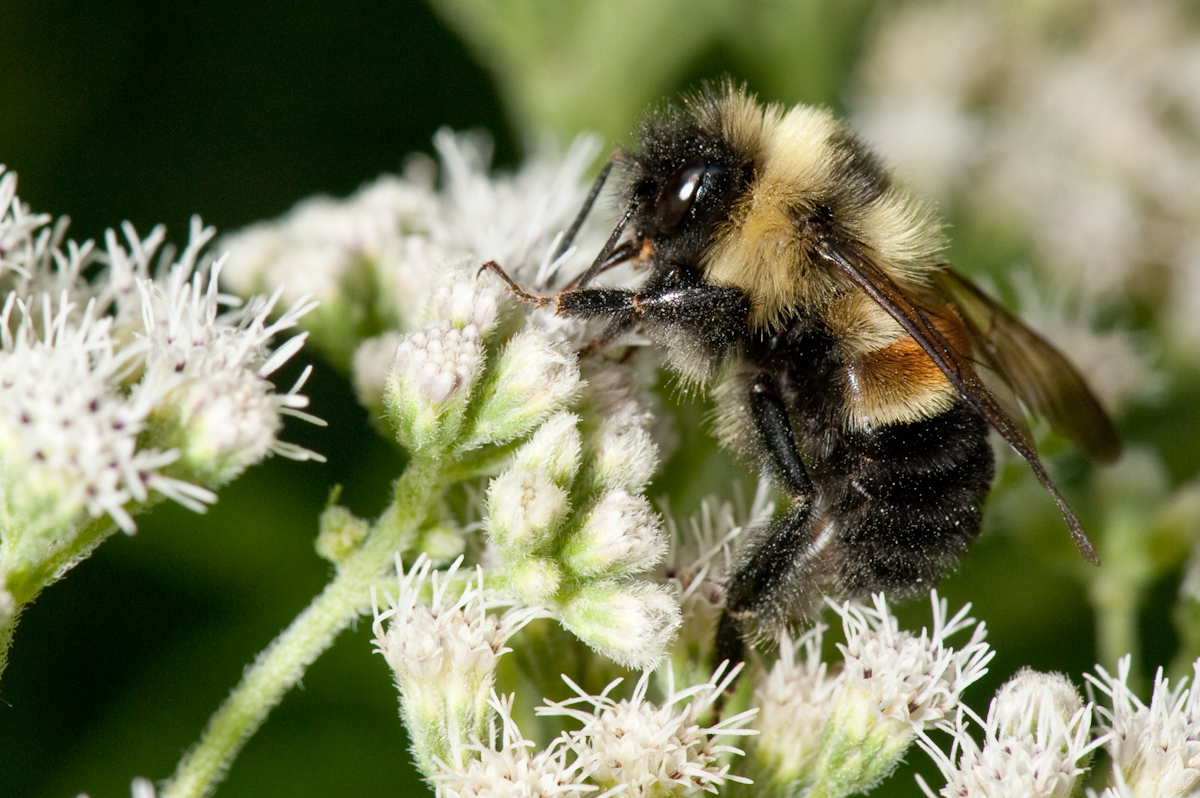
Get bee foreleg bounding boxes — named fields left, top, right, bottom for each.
left=555, top=287, right=639, bottom=322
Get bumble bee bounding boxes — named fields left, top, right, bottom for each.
left=483, top=82, right=1120, bottom=667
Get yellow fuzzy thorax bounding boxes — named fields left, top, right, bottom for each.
left=697, top=88, right=946, bottom=334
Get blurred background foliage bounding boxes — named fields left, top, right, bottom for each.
left=1, top=0, right=1197, bottom=796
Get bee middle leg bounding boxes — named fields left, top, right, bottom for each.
left=714, top=374, right=817, bottom=670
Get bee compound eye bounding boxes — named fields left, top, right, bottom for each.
left=655, top=157, right=707, bottom=234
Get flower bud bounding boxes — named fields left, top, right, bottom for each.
left=510, top=411, right=582, bottom=487
left=561, top=490, right=665, bottom=579
left=352, top=331, right=404, bottom=415
left=506, top=557, right=562, bottom=605
left=315, top=504, right=370, bottom=563
left=425, top=262, right=505, bottom=339
left=486, top=467, right=570, bottom=558
left=559, top=581, right=680, bottom=669
left=586, top=413, right=658, bottom=494
left=385, top=321, right=482, bottom=452
left=467, top=331, right=580, bottom=447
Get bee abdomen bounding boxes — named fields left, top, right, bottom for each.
left=820, top=399, right=994, bottom=597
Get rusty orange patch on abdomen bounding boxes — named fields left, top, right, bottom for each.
left=840, top=309, right=970, bottom=430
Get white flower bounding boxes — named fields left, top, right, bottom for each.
left=751, top=623, right=841, bottom=788
left=831, top=591, right=994, bottom=731
left=1088, top=654, right=1200, bottom=797
left=434, top=694, right=594, bottom=798
left=135, top=222, right=324, bottom=482
left=427, top=130, right=604, bottom=288
left=811, top=592, right=993, bottom=796
left=539, top=665, right=757, bottom=797
left=0, top=167, right=55, bottom=280
left=220, top=131, right=607, bottom=347
left=130, top=778, right=156, bottom=798
left=425, top=259, right=506, bottom=337
left=386, top=320, right=485, bottom=451
left=0, top=294, right=180, bottom=534
left=0, top=180, right=320, bottom=541
left=918, top=669, right=1100, bottom=798
left=372, top=554, right=543, bottom=775
left=585, top=413, right=659, bottom=496
left=221, top=173, right=433, bottom=308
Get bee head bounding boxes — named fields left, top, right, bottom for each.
left=622, top=111, right=754, bottom=270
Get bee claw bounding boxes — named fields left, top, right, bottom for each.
left=478, top=260, right=554, bottom=307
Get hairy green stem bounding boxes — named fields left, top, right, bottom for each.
left=0, top=601, right=18, bottom=682
left=161, top=455, right=445, bottom=798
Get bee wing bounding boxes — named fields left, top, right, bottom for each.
left=812, top=238, right=1100, bottom=564
left=934, top=268, right=1121, bottom=464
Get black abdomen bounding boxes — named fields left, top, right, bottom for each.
left=816, top=401, right=994, bottom=598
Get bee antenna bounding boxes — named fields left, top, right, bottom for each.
left=551, top=156, right=616, bottom=265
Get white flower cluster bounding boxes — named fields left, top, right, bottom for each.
left=539, top=666, right=758, bottom=797
left=372, top=555, right=544, bottom=776
left=433, top=694, right=594, bottom=798
left=0, top=167, right=318, bottom=550
left=484, top=363, right=679, bottom=670
left=832, top=592, right=994, bottom=731
left=749, top=591, right=994, bottom=795
left=253, top=123, right=682, bottom=667
left=750, top=624, right=837, bottom=788
left=918, top=670, right=1100, bottom=798
left=1088, top=655, right=1200, bottom=797
left=220, top=131, right=606, bottom=371
left=375, top=555, right=752, bottom=798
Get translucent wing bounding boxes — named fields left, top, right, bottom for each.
left=812, top=237, right=1104, bottom=564
left=934, top=268, right=1121, bottom=464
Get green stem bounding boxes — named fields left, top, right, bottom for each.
left=1089, top=508, right=1152, bottom=686
left=161, top=455, right=445, bottom=798
left=0, top=600, right=19, bottom=682
left=1091, top=573, right=1142, bottom=683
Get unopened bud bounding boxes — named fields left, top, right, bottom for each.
left=486, top=467, right=570, bottom=558
left=385, top=321, right=482, bottom=451
left=467, top=331, right=580, bottom=447
left=559, top=581, right=680, bottom=669
left=510, top=411, right=583, bottom=487
left=561, top=490, right=665, bottom=579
